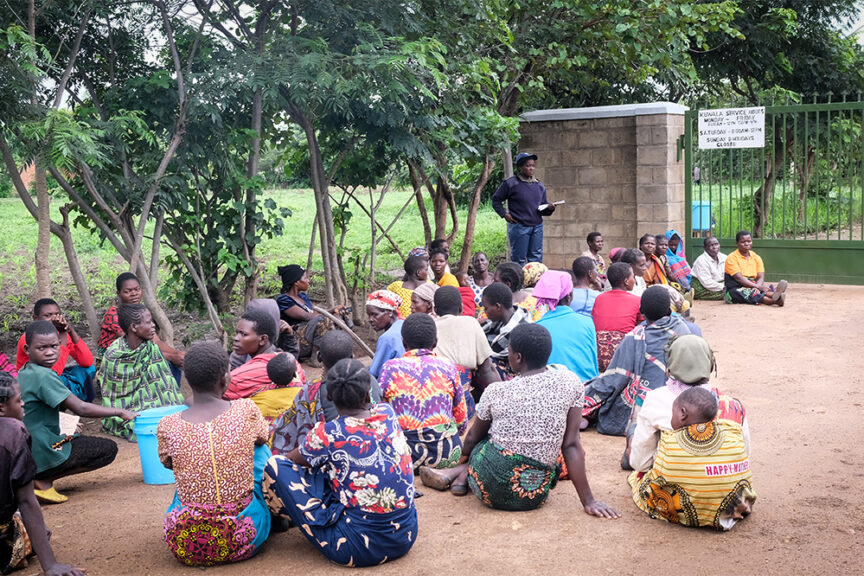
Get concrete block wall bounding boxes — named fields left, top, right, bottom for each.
left=518, top=103, right=687, bottom=270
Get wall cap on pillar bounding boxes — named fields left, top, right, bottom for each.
left=520, top=102, right=688, bottom=123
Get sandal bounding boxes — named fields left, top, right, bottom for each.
left=418, top=466, right=451, bottom=491
left=34, top=487, right=68, bottom=504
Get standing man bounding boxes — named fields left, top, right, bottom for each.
left=492, top=152, right=555, bottom=266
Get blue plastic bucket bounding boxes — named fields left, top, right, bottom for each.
left=691, top=201, right=712, bottom=231
left=134, top=405, right=188, bottom=485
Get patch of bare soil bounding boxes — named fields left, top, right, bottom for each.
left=32, top=284, right=864, bottom=576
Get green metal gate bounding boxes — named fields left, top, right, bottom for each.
left=683, top=96, right=864, bottom=284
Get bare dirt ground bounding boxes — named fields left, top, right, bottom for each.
left=28, top=284, right=864, bottom=576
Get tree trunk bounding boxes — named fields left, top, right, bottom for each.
left=242, top=87, right=264, bottom=306
left=753, top=127, right=793, bottom=237
left=408, top=161, right=432, bottom=247
left=57, top=205, right=99, bottom=336
left=502, top=138, right=514, bottom=179
left=33, top=158, right=52, bottom=298
left=458, top=154, right=495, bottom=272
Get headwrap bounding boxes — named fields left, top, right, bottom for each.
left=413, top=282, right=438, bottom=304
left=664, top=230, right=692, bottom=284
left=665, top=334, right=716, bottom=384
left=409, top=247, right=429, bottom=259
left=277, top=264, right=304, bottom=291
left=532, top=270, right=573, bottom=310
left=366, top=290, right=403, bottom=317
left=522, top=262, right=548, bottom=288
left=609, top=247, right=626, bottom=263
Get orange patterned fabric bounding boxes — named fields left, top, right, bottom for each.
left=157, top=399, right=269, bottom=506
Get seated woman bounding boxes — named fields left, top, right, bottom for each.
left=263, top=359, right=418, bottom=567
left=570, top=257, right=600, bottom=316
left=639, top=234, right=669, bottom=287
left=19, top=321, right=134, bottom=503
left=387, top=255, right=431, bottom=319
left=17, top=298, right=96, bottom=402
left=433, top=287, right=500, bottom=416
left=157, top=341, right=271, bottom=566
left=365, top=290, right=405, bottom=380
left=691, top=236, right=727, bottom=300
left=494, top=261, right=543, bottom=322
left=276, top=264, right=346, bottom=366
left=535, top=271, right=599, bottom=384
left=454, top=272, right=477, bottom=317
left=467, top=251, right=494, bottom=308
left=315, top=331, right=383, bottom=422
left=99, top=304, right=184, bottom=440
left=583, top=287, right=692, bottom=438
left=665, top=229, right=693, bottom=291
left=482, top=282, right=531, bottom=379
left=98, top=272, right=185, bottom=383
left=628, top=387, right=755, bottom=530
left=591, top=262, right=643, bottom=373
left=409, top=282, right=438, bottom=317
left=724, top=230, right=788, bottom=306
left=430, top=248, right=460, bottom=288
left=379, top=314, right=467, bottom=469
left=620, top=248, right=648, bottom=297
left=419, top=324, right=619, bottom=519
left=521, top=262, right=547, bottom=294
left=629, top=335, right=749, bottom=472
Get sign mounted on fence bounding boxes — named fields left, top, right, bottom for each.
left=698, top=107, right=765, bottom=149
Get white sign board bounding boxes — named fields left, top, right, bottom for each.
left=698, top=107, right=765, bottom=149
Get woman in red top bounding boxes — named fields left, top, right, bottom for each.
left=591, top=263, right=643, bottom=372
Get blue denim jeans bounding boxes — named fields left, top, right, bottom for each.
left=508, top=222, right=543, bottom=266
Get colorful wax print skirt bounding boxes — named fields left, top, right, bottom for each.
left=403, top=422, right=462, bottom=470
left=467, top=437, right=560, bottom=512
left=691, top=278, right=724, bottom=301
left=454, top=365, right=476, bottom=420
left=163, top=444, right=271, bottom=566
left=1, top=514, right=32, bottom=574
left=596, top=330, right=626, bottom=373
left=263, top=457, right=418, bottom=567
left=628, top=420, right=756, bottom=530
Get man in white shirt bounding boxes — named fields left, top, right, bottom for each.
left=691, top=236, right=726, bottom=300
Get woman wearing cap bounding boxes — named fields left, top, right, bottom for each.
left=276, top=264, right=345, bottom=367
left=410, top=282, right=438, bottom=317
left=365, top=290, right=406, bottom=380
left=628, top=334, right=750, bottom=472
left=491, top=152, right=555, bottom=266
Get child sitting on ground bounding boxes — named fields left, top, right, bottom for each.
left=315, top=330, right=383, bottom=422
left=18, top=321, right=136, bottom=504
left=628, top=387, right=756, bottom=530
left=157, top=341, right=271, bottom=567
left=259, top=351, right=323, bottom=455
left=16, top=299, right=96, bottom=402
left=1, top=372, right=86, bottom=576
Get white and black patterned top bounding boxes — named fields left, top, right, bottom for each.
left=476, top=368, right=584, bottom=466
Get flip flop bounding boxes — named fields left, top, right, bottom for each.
left=34, top=487, right=68, bottom=504
left=418, top=466, right=451, bottom=491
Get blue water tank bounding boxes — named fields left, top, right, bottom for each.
left=692, top=201, right=712, bottom=231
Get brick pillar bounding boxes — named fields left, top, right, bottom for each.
left=635, top=113, right=686, bottom=237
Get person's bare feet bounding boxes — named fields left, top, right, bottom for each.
left=419, top=466, right=451, bottom=491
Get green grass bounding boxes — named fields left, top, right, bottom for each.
left=691, top=182, right=864, bottom=240
left=0, top=188, right=506, bottom=331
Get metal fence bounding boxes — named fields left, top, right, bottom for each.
left=684, top=94, right=864, bottom=285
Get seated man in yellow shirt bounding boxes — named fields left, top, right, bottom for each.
left=723, top=230, right=787, bottom=306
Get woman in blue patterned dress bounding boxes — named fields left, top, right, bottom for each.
left=263, top=359, right=417, bottom=567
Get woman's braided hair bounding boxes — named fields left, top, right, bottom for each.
left=0, top=371, right=17, bottom=404
left=326, top=358, right=371, bottom=410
